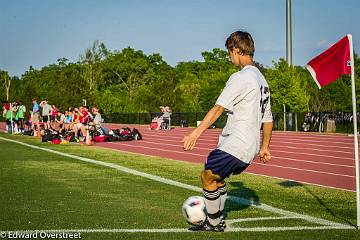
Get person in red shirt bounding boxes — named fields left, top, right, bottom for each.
left=73, top=106, right=90, bottom=139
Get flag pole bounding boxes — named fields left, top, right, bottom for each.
left=348, top=34, right=360, bottom=228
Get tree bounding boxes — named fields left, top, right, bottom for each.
left=1, top=71, right=11, bottom=101
left=2, top=43, right=358, bottom=115
left=80, top=40, right=108, bottom=92
left=265, top=59, right=309, bottom=112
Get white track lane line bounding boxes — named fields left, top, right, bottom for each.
left=142, top=132, right=356, bottom=146
left=100, top=143, right=357, bottom=191
left=128, top=140, right=354, bottom=162
left=272, top=149, right=353, bottom=160
left=244, top=172, right=355, bottom=192
left=106, top=142, right=356, bottom=173
left=272, top=156, right=354, bottom=168
left=138, top=135, right=355, bottom=152
left=251, top=162, right=354, bottom=178
left=140, top=137, right=353, bottom=153
left=270, top=140, right=354, bottom=150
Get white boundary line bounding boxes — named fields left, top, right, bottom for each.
left=0, top=136, right=353, bottom=231
left=1, top=216, right=354, bottom=234
left=1, top=225, right=353, bottom=234
left=225, top=216, right=299, bottom=225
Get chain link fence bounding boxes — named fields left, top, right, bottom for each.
left=0, top=110, right=357, bottom=133
left=103, top=111, right=358, bottom=133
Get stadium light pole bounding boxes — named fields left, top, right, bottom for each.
left=286, top=0, right=292, bottom=66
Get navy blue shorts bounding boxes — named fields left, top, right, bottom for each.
left=205, top=149, right=249, bottom=180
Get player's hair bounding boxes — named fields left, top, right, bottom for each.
left=225, top=31, right=255, bottom=57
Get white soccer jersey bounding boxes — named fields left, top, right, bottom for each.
left=215, top=65, right=272, bottom=164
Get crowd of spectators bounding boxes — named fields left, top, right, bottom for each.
left=2, top=98, right=103, bottom=141
left=5, top=100, right=358, bottom=135
left=2, top=100, right=26, bottom=133
left=302, top=111, right=360, bottom=132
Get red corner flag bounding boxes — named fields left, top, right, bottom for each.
left=305, top=35, right=352, bottom=89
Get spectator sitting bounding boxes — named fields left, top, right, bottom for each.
left=63, top=109, right=73, bottom=131
left=72, top=106, right=89, bottom=138
left=83, top=107, right=103, bottom=134
left=161, top=106, right=172, bottom=130
left=55, top=111, right=66, bottom=130
left=84, top=106, right=93, bottom=122
left=150, top=106, right=165, bottom=130
left=90, top=107, right=103, bottom=128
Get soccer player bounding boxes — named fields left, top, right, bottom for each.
left=182, top=30, right=273, bottom=232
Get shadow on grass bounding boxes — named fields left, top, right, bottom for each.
left=224, top=181, right=259, bottom=218
left=278, top=180, right=355, bottom=227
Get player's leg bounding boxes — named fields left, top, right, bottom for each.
left=201, top=169, right=223, bottom=227
left=189, top=169, right=224, bottom=232
left=204, top=149, right=249, bottom=229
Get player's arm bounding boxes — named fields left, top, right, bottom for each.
left=182, top=104, right=224, bottom=151
left=259, top=121, right=273, bottom=163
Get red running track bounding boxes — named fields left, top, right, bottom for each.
left=99, top=124, right=359, bottom=192
left=2, top=122, right=358, bottom=191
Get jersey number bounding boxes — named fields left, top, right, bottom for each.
left=260, top=86, right=270, bottom=114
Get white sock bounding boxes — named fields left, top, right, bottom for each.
left=203, top=188, right=221, bottom=226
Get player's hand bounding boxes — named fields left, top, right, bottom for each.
left=259, top=147, right=271, bottom=163
left=182, top=131, right=199, bottom=151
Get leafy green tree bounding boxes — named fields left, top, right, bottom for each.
left=175, top=61, right=203, bottom=111
left=265, top=59, right=309, bottom=112
left=80, top=40, right=108, bottom=92
left=2, top=42, right=359, bottom=116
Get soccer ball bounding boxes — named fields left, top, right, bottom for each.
left=182, top=196, right=206, bottom=225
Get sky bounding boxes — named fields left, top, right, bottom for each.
left=1, top=0, right=360, bottom=77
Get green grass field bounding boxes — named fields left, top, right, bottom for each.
left=0, top=133, right=359, bottom=239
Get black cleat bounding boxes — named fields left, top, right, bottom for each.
left=219, top=218, right=226, bottom=230
left=188, top=219, right=224, bottom=232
